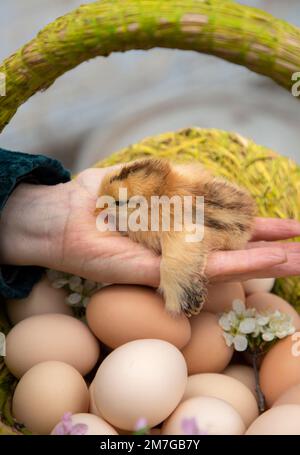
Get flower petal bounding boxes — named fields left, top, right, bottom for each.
left=232, top=299, right=246, bottom=315
left=233, top=335, right=248, bottom=352
left=222, top=332, right=234, bottom=347
left=219, top=314, right=231, bottom=331
left=239, top=318, right=257, bottom=334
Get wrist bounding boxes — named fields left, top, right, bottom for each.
left=0, top=182, right=69, bottom=268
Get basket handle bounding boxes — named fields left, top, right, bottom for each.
left=0, top=0, right=299, bottom=133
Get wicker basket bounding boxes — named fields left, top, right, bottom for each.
left=0, top=0, right=299, bottom=435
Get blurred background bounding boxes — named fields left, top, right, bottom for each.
left=0, top=0, right=299, bottom=172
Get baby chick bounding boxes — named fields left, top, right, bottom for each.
left=95, top=159, right=256, bottom=316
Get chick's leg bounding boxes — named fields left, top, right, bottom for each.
left=159, top=231, right=208, bottom=316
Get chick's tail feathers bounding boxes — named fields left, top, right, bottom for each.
left=159, top=231, right=208, bottom=316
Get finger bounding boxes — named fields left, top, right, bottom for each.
left=217, top=248, right=300, bottom=282
left=207, top=247, right=287, bottom=281
left=252, top=218, right=300, bottom=241
left=247, top=242, right=300, bottom=253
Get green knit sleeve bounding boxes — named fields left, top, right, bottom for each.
left=0, top=148, right=71, bottom=299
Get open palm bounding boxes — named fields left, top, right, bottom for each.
left=49, top=167, right=300, bottom=287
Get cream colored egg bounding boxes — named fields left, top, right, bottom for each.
left=246, top=292, right=300, bottom=329
left=246, top=405, right=300, bottom=435
left=86, top=285, right=191, bottom=349
left=182, top=373, right=258, bottom=427
left=6, top=276, right=72, bottom=325
left=273, top=384, right=300, bottom=407
left=93, top=339, right=187, bottom=431
left=162, top=396, right=245, bottom=435
left=182, top=312, right=233, bottom=375
left=52, top=413, right=118, bottom=435
left=13, top=361, right=89, bottom=435
left=243, top=278, right=275, bottom=295
left=89, top=382, right=102, bottom=417
left=5, top=314, right=100, bottom=378
left=260, top=335, right=300, bottom=406
left=204, top=282, right=245, bottom=313
left=223, top=364, right=257, bottom=398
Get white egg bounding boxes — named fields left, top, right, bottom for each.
left=93, top=339, right=187, bottom=431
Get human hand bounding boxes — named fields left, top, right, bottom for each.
left=1, top=167, right=300, bottom=287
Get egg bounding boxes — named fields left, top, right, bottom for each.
left=243, top=278, right=275, bottom=295
left=6, top=276, right=72, bottom=324
left=5, top=314, right=100, bottom=378
left=273, top=384, right=300, bottom=407
left=86, top=285, right=191, bottom=349
left=246, top=292, right=300, bottom=328
left=162, top=396, right=245, bottom=435
left=182, top=312, right=233, bottom=374
left=246, top=405, right=300, bottom=435
left=223, top=364, right=257, bottom=398
left=52, top=413, right=118, bottom=435
left=12, top=361, right=89, bottom=434
left=89, top=382, right=102, bottom=417
left=260, top=335, right=300, bottom=406
left=182, top=373, right=258, bottom=427
left=93, top=339, right=187, bottom=431
left=204, top=282, right=245, bottom=313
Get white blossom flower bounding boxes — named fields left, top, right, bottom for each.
left=66, top=293, right=83, bottom=306
left=222, top=332, right=234, bottom=347
left=47, top=269, right=104, bottom=309
left=233, top=335, right=248, bottom=352
left=239, top=318, right=257, bottom=334
left=262, top=332, right=275, bottom=342
left=257, top=315, right=270, bottom=326
left=52, top=278, right=69, bottom=289
left=219, top=314, right=232, bottom=331
left=69, top=276, right=83, bottom=293
left=219, top=297, right=296, bottom=354
left=232, top=299, right=246, bottom=315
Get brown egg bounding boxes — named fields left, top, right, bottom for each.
left=273, top=383, right=300, bottom=407
left=223, top=365, right=257, bottom=398
left=182, top=373, right=258, bottom=427
left=204, top=282, right=245, bottom=313
left=260, top=334, right=300, bottom=406
left=13, top=361, right=89, bottom=435
left=86, top=285, right=191, bottom=349
left=246, top=405, right=300, bottom=435
left=5, top=314, right=100, bottom=378
left=6, top=276, right=72, bottom=324
left=246, top=292, right=300, bottom=329
left=182, top=312, right=233, bottom=375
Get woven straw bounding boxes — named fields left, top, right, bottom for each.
left=0, top=0, right=299, bottom=435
